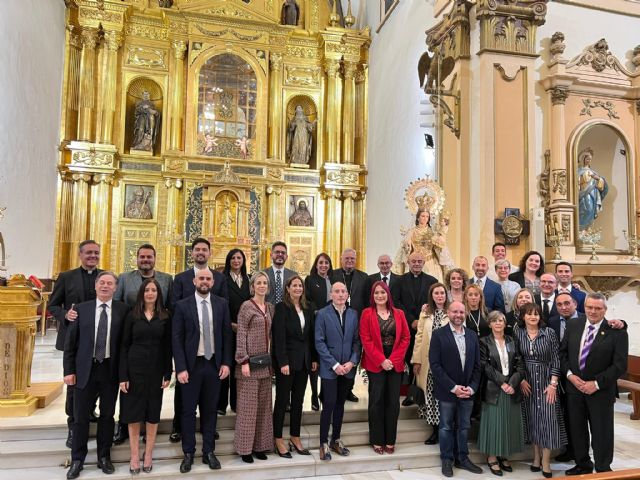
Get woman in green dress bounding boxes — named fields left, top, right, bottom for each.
left=478, top=310, right=525, bottom=476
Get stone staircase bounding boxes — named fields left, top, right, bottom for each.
left=0, top=406, right=451, bottom=480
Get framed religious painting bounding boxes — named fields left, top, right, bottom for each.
left=377, top=0, right=399, bottom=32
left=123, top=184, right=156, bottom=221
left=288, top=195, right=314, bottom=228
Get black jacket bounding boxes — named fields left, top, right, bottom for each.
left=272, top=303, right=317, bottom=371
left=479, top=334, right=524, bottom=405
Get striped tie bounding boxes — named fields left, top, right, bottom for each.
left=579, top=324, right=596, bottom=371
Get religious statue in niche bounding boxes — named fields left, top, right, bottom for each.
left=218, top=195, right=235, bottom=237
left=577, top=147, right=609, bottom=230
left=131, top=90, right=161, bottom=153
left=281, top=0, right=300, bottom=26
left=393, top=177, right=454, bottom=281
left=124, top=185, right=153, bottom=220
left=287, top=105, right=316, bottom=165
left=289, top=197, right=314, bottom=227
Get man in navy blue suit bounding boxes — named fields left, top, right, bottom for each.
left=172, top=268, right=232, bottom=473
left=471, top=256, right=505, bottom=313
left=170, top=237, right=228, bottom=442
left=555, top=262, right=586, bottom=313
left=315, top=282, right=361, bottom=461
left=429, top=301, right=483, bottom=478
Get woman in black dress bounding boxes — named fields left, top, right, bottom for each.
left=217, top=248, right=251, bottom=415
left=304, top=252, right=333, bottom=410
left=119, top=278, right=172, bottom=474
left=272, top=275, right=317, bottom=457
left=464, top=284, right=490, bottom=337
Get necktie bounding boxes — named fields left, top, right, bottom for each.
left=95, top=304, right=108, bottom=362
left=560, top=318, right=567, bottom=342
left=202, top=299, right=213, bottom=360
left=382, top=276, right=388, bottom=285
left=543, top=299, right=550, bottom=319
left=476, top=278, right=483, bottom=289
left=275, top=270, right=283, bottom=304
left=579, top=324, right=596, bottom=371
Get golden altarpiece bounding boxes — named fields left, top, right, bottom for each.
left=423, top=0, right=640, bottom=293
left=53, top=0, right=370, bottom=276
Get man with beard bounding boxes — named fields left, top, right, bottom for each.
left=170, top=237, right=229, bottom=443
left=112, top=243, right=173, bottom=444
left=263, top=241, right=296, bottom=305
left=172, top=268, right=233, bottom=473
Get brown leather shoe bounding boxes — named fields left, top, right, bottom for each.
left=330, top=439, right=350, bottom=456
left=319, top=443, right=332, bottom=461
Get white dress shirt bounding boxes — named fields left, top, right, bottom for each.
left=93, top=299, right=113, bottom=359
left=196, top=292, right=214, bottom=356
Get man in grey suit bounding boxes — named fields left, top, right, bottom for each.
left=263, top=241, right=296, bottom=305
left=112, top=243, right=173, bottom=444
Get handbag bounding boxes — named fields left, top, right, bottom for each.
left=249, top=353, right=271, bottom=369
left=407, top=378, right=426, bottom=406
left=401, top=362, right=411, bottom=385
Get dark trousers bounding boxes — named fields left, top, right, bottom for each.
left=309, top=370, right=319, bottom=402
left=172, top=383, right=183, bottom=432
left=273, top=368, right=308, bottom=438
left=319, top=376, right=353, bottom=444
left=439, top=398, right=474, bottom=462
left=181, top=356, right=221, bottom=455
left=367, top=370, right=402, bottom=445
left=71, top=360, right=118, bottom=462
left=65, top=385, right=75, bottom=427
left=217, top=366, right=237, bottom=413
left=559, top=383, right=574, bottom=457
left=568, top=392, right=614, bottom=472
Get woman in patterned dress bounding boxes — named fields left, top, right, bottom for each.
left=411, top=282, right=449, bottom=445
left=234, top=271, right=275, bottom=463
left=515, top=302, right=566, bottom=478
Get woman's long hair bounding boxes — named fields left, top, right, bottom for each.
left=426, top=282, right=449, bottom=315
left=283, top=275, right=308, bottom=309
left=463, top=284, right=487, bottom=316
left=309, top=252, right=333, bottom=277
left=368, top=280, right=395, bottom=311
left=132, top=278, right=169, bottom=320
left=223, top=248, right=248, bottom=277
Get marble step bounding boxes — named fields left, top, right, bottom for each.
left=0, top=418, right=431, bottom=469
left=4, top=443, right=463, bottom=480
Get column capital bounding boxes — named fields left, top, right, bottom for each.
left=322, top=189, right=342, bottom=200
left=270, top=53, right=283, bottom=71
left=103, top=30, right=122, bottom=52
left=93, top=173, right=114, bottom=185
left=324, top=59, right=341, bottom=78
left=164, top=178, right=183, bottom=189
left=550, top=86, right=569, bottom=105
left=80, top=27, right=99, bottom=49
left=343, top=61, right=358, bottom=80
left=266, top=185, right=283, bottom=196
left=71, top=173, right=93, bottom=183
left=172, top=39, right=188, bottom=60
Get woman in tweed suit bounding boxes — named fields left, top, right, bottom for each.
left=234, top=271, right=274, bottom=463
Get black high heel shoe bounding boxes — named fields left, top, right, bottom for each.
left=289, top=441, right=311, bottom=455
left=276, top=441, right=292, bottom=458
left=142, top=452, right=152, bottom=473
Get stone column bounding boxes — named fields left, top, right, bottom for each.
left=342, top=61, right=357, bottom=164
left=98, top=31, right=122, bottom=144
left=69, top=173, right=92, bottom=260
left=90, top=174, right=114, bottom=269
left=169, top=40, right=187, bottom=151
left=324, top=59, right=342, bottom=163
left=322, top=189, right=342, bottom=263
left=549, top=87, right=569, bottom=205
left=341, top=190, right=357, bottom=249
left=265, top=185, right=283, bottom=243
left=77, top=27, right=99, bottom=142
left=269, top=53, right=283, bottom=161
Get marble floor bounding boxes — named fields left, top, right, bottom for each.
left=4, top=329, right=640, bottom=479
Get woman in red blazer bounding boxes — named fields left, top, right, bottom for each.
left=360, top=280, right=410, bottom=454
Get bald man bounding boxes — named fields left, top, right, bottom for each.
left=366, top=254, right=399, bottom=298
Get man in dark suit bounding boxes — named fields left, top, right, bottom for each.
left=534, top=273, right=558, bottom=322
left=314, top=282, right=361, bottom=461
left=470, top=256, right=505, bottom=313
left=63, top=271, right=129, bottom=480
left=172, top=268, right=233, bottom=473
left=560, top=293, right=628, bottom=475
left=262, top=241, right=296, bottom=305
left=555, top=262, right=586, bottom=313
left=330, top=248, right=368, bottom=402
left=49, top=240, right=102, bottom=448
left=429, top=301, right=482, bottom=478
left=365, top=254, right=399, bottom=298
left=392, top=252, right=437, bottom=404
left=170, top=237, right=228, bottom=442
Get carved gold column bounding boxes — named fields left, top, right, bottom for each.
left=353, top=191, right=366, bottom=269
left=266, top=185, right=283, bottom=243
left=69, top=173, right=92, bottom=261
left=342, top=62, right=357, bottom=164
left=53, top=172, right=75, bottom=274
left=98, top=31, right=122, bottom=144
left=322, top=189, right=343, bottom=265
left=90, top=174, right=114, bottom=269
left=354, top=64, right=368, bottom=166
left=60, top=26, right=82, bottom=143
left=269, top=53, right=283, bottom=161
left=77, top=27, right=99, bottom=142
left=324, top=59, right=342, bottom=163
left=163, top=178, right=183, bottom=273
left=341, top=190, right=357, bottom=249
left=169, top=40, right=187, bottom=151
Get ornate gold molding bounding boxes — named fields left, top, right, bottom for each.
left=425, top=0, right=471, bottom=60
left=269, top=52, right=283, bottom=71
left=551, top=169, right=567, bottom=196
left=71, top=150, right=115, bottom=166
left=126, top=46, right=167, bottom=69
left=476, top=0, right=548, bottom=56
left=172, top=39, right=187, bottom=59
left=285, top=66, right=320, bottom=86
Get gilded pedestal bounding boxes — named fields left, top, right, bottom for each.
left=0, top=286, right=40, bottom=416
